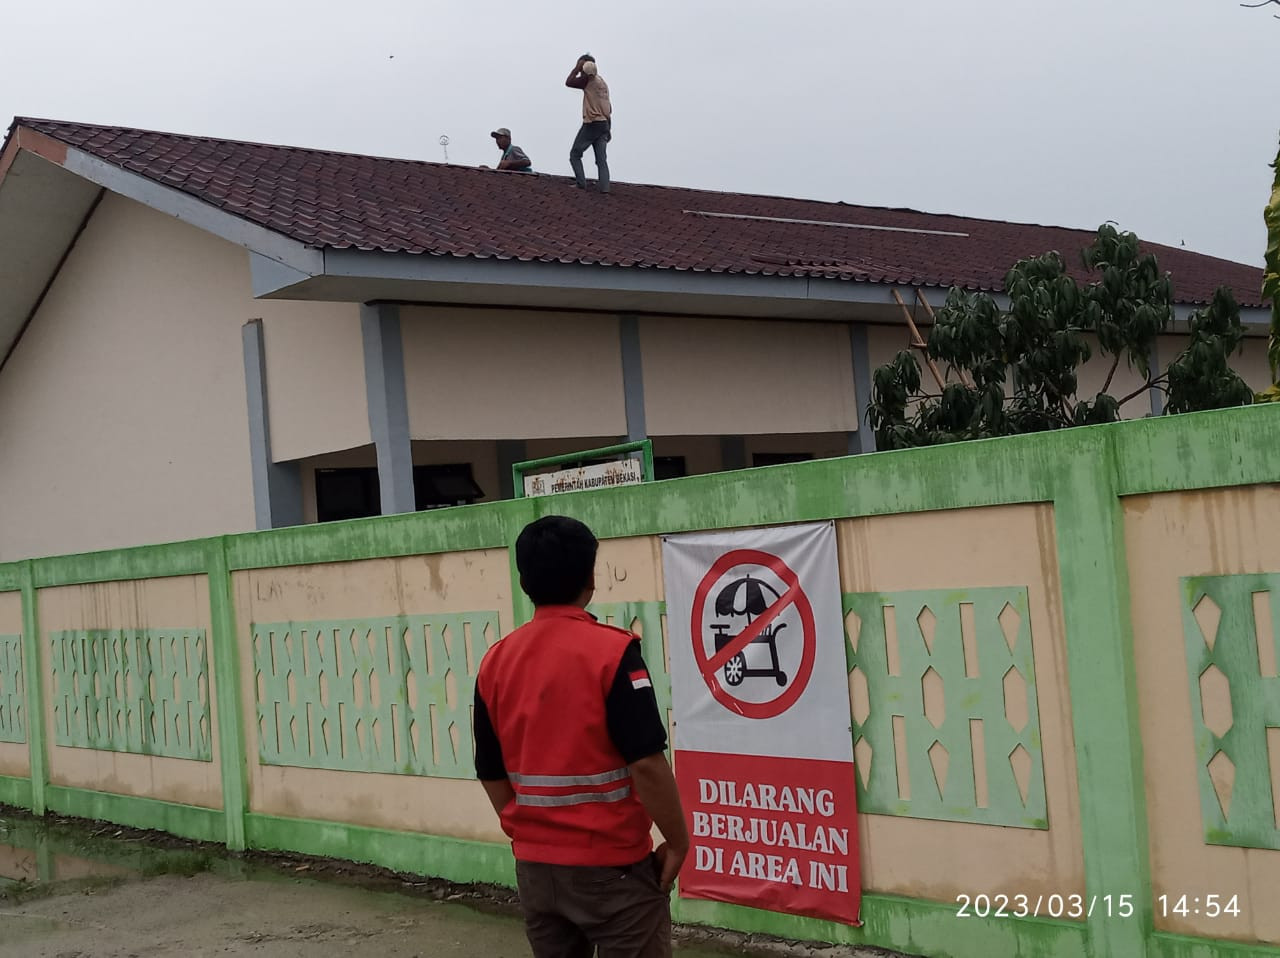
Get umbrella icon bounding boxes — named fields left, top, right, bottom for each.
left=710, top=574, right=789, bottom=688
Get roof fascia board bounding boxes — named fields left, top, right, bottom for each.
left=38, top=135, right=323, bottom=276
left=319, top=248, right=974, bottom=310
left=250, top=252, right=314, bottom=298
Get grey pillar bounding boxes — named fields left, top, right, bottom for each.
left=360, top=303, right=416, bottom=515
left=1148, top=337, right=1165, bottom=417
left=719, top=435, right=747, bottom=471
left=241, top=319, right=303, bottom=530
left=497, top=439, right=528, bottom=500
left=619, top=315, right=647, bottom=442
left=847, top=322, right=877, bottom=454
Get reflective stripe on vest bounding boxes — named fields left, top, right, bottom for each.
left=508, top=768, right=629, bottom=788
left=509, top=766, right=632, bottom=807
left=516, top=784, right=633, bottom=807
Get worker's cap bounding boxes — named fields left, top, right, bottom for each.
left=490, top=127, right=512, bottom=139
left=581, top=61, right=597, bottom=75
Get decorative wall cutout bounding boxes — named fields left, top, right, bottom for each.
left=0, top=634, right=24, bottom=744
left=588, top=601, right=671, bottom=723
left=252, top=612, right=500, bottom=779
left=49, top=629, right=211, bottom=761
left=844, top=588, right=1048, bottom=828
left=1182, top=574, right=1280, bottom=848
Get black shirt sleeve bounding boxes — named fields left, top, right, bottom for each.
left=605, top=641, right=669, bottom=763
left=473, top=686, right=507, bottom=781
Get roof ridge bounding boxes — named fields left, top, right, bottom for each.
left=16, top=116, right=1115, bottom=238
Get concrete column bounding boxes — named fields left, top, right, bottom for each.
left=497, top=439, right=528, bottom=499
left=360, top=303, right=416, bottom=515
left=619, top=315, right=647, bottom=442
left=719, top=435, right=747, bottom=471
left=847, top=322, right=877, bottom=454
left=241, top=319, right=303, bottom=529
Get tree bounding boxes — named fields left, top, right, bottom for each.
left=868, top=225, right=1255, bottom=450
left=1259, top=135, right=1280, bottom=402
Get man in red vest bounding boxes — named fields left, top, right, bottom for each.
left=474, top=515, right=689, bottom=956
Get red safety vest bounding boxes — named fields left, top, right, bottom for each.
left=477, top=605, right=654, bottom=866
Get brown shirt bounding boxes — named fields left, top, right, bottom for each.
left=582, top=75, right=612, bottom=123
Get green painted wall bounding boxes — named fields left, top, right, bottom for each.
left=0, top=404, right=1278, bottom=958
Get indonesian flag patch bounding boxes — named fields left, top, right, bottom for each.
left=629, top=669, right=652, bottom=690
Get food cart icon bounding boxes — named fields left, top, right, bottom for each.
left=710, top=574, right=788, bottom=688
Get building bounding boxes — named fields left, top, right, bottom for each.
left=0, top=117, right=1269, bottom=561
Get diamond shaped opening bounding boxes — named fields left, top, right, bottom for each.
left=444, top=668, right=457, bottom=709
left=1193, top=594, right=1223, bottom=651
left=928, top=739, right=950, bottom=796
left=463, top=621, right=477, bottom=673
left=854, top=736, right=872, bottom=789
left=1253, top=591, right=1276, bottom=678
left=845, top=608, right=862, bottom=654
left=960, top=602, right=979, bottom=678
left=998, top=603, right=1021, bottom=653
left=922, top=666, right=945, bottom=729
left=1207, top=749, right=1236, bottom=820
left=1003, top=666, right=1029, bottom=734
left=917, top=606, right=938, bottom=655
left=1009, top=744, right=1032, bottom=805
left=1199, top=665, right=1233, bottom=738
left=848, top=667, right=870, bottom=726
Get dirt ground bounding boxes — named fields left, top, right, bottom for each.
left=0, top=869, right=898, bottom=958
left=0, top=811, right=906, bottom=958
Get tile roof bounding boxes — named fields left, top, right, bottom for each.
left=10, top=118, right=1268, bottom=307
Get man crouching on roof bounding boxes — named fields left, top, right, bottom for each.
left=474, top=515, right=689, bottom=957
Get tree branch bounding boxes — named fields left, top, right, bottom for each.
left=1100, top=353, right=1122, bottom=394
left=1116, top=373, right=1169, bottom=407
left=1240, top=0, right=1280, bottom=16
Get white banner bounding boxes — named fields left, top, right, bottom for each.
left=663, top=521, right=861, bottom=924
left=522, top=458, right=644, bottom=497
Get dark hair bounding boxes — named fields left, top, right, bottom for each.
left=515, top=515, right=598, bottom=606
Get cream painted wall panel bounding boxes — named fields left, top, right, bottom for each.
left=233, top=551, right=512, bottom=837
left=1125, top=487, right=1280, bottom=944
left=1075, top=334, right=1152, bottom=417
left=261, top=304, right=368, bottom=462
left=642, top=317, right=857, bottom=436
left=838, top=504, right=1085, bottom=902
left=400, top=307, right=625, bottom=440
left=0, top=590, right=28, bottom=777
left=38, top=576, right=222, bottom=809
left=1159, top=334, right=1272, bottom=393
left=0, top=193, right=254, bottom=560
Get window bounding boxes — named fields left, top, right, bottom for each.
left=315, top=467, right=380, bottom=522
left=314, top=463, right=484, bottom=522
left=654, top=455, right=687, bottom=480
left=752, top=452, right=815, bottom=467
left=414, top=464, right=485, bottom=510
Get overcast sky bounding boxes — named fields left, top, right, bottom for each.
left=4, top=0, right=1277, bottom=268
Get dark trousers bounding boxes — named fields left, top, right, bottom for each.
left=570, top=120, right=611, bottom=192
left=515, top=855, right=671, bottom=958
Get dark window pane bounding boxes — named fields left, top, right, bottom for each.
left=414, top=464, right=485, bottom=510
left=654, top=456, right=687, bottom=480
left=315, top=467, right=380, bottom=522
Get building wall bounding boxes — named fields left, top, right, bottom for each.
left=260, top=302, right=369, bottom=463
left=641, top=316, right=857, bottom=436
left=399, top=307, right=626, bottom=440
left=0, top=192, right=258, bottom=560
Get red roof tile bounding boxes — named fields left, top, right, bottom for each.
left=10, top=118, right=1268, bottom=307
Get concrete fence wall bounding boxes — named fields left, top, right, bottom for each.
left=3, top=405, right=1280, bottom=958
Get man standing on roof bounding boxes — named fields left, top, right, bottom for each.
left=565, top=54, right=612, bottom=193
left=474, top=515, right=688, bottom=957
left=489, top=128, right=533, bottom=172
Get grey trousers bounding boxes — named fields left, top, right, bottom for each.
left=570, top=120, right=611, bottom=192
left=515, top=855, right=671, bottom=957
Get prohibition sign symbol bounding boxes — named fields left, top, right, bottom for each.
left=690, top=548, right=817, bottom=719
